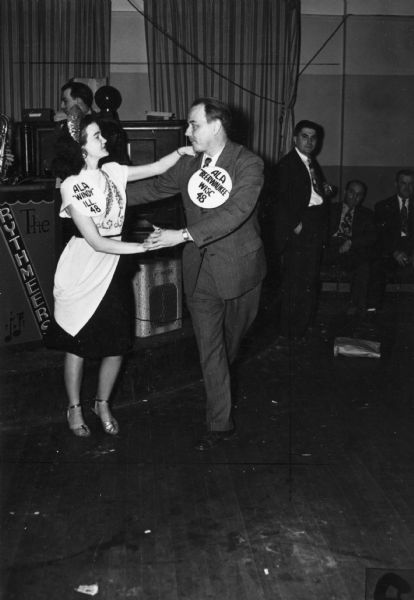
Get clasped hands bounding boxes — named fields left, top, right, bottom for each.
left=143, top=226, right=183, bottom=251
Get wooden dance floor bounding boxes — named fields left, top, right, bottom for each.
left=1, top=285, right=413, bottom=599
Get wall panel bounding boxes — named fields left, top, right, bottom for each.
left=294, top=75, right=343, bottom=165
left=110, top=9, right=151, bottom=121
left=297, top=12, right=414, bottom=207
left=343, top=75, right=414, bottom=167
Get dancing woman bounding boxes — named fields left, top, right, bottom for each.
left=45, top=114, right=194, bottom=437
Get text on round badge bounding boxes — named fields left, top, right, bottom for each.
left=188, top=166, right=233, bottom=209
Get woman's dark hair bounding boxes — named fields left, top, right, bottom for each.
left=97, top=117, right=131, bottom=166
left=52, top=114, right=98, bottom=180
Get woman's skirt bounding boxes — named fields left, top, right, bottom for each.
left=44, top=257, right=135, bottom=359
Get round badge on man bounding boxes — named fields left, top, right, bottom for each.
left=187, top=165, right=232, bottom=209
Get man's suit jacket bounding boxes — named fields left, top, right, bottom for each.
left=328, top=202, right=376, bottom=255
left=273, top=148, right=327, bottom=253
left=131, top=140, right=267, bottom=299
left=374, top=195, right=414, bottom=256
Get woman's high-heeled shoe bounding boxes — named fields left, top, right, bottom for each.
left=67, top=404, right=91, bottom=437
left=92, top=399, right=119, bottom=435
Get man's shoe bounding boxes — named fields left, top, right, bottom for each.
left=194, top=429, right=236, bottom=451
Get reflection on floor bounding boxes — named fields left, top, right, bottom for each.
left=1, top=284, right=413, bottom=599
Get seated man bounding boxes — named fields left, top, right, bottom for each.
left=323, top=179, right=376, bottom=314
left=368, top=169, right=414, bottom=310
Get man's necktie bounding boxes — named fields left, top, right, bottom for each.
left=307, top=158, right=323, bottom=196
left=203, top=157, right=212, bottom=168
left=401, top=199, right=408, bottom=235
left=338, top=208, right=353, bottom=238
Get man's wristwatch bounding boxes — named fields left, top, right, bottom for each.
left=182, top=228, right=190, bottom=242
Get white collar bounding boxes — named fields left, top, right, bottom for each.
left=398, top=195, right=409, bottom=208
left=295, top=147, right=313, bottom=164
left=202, top=147, right=224, bottom=168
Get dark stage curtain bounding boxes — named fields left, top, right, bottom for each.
left=144, top=0, right=300, bottom=162
left=0, top=0, right=111, bottom=121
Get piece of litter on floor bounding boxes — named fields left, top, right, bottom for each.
left=144, top=529, right=151, bottom=534
left=264, top=568, right=269, bottom=575
left=142, top=398, right=148, bottom=403
left=74, top=583, right=99, bottom=596
left=301, top=453, right=312, bottom=456
left=271, top=400, right=278, bottom=404
left=33, top=511, right=40, bottom=515
left=91, top=448, right=117, bottom=456
left=333, top=337, right=380, bottom=358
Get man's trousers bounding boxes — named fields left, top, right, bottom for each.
left=186, top=257, right=262, bottom=431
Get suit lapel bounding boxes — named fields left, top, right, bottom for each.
left=215, top=141, right=239, bottom=171
left=353, top=206, right=363, bottom=236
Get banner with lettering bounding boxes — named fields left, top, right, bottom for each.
left=0, top=190, right=56, bottom=346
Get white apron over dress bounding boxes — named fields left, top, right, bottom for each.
left=53, top=162, right=129, bottom=336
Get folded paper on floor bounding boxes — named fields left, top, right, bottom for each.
left=333, top=337, right=381, bottom=358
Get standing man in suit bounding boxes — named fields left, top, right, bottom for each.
left=274, top=120, right=333, bottom=341
left=368, top=169, right=414, bottom=310
left=323, top=180, right=376, bottom=314
left=135, top=97, right=267, bottom=450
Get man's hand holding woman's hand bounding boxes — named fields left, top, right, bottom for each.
left=144, top=226, right=183, bottom=250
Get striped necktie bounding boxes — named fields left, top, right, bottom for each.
left=401, top=199, right=408, bottom=235
left=338, top=208, right=353, bottom=238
